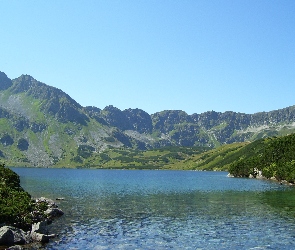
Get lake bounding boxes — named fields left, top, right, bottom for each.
left=12, top=168, right=295, bottom=249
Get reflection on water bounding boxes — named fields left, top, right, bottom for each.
left=12, top=168, right=295, bottom=249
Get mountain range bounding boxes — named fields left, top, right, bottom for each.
left=0, top=71, right=295, bottom=167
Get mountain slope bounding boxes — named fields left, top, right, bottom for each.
left=0, top=70, right=294, bottom=167
left=228, top=133, right=295, bottom=182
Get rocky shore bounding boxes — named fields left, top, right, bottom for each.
left=227, top=168, right=294, bottom=186
left=0, top=197, right=63, bottom=249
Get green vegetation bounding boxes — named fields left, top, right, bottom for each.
left=0, top=163, right=34, bottom=229
left=0, top=163, right=54, bottom=231
left=229, top=133, right=295, bottom=182
left=0, top=163, right=62, bottom=232
left=67, top=146, right=210, bottom=169
left=163, top=142, right=248, bottom=170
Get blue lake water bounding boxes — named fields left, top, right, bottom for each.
left=12, top=168, right=295, bottom=249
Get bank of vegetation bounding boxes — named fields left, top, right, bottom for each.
left=0, top=163, right=58, bottom=231
left=70, top=146, right=210, bottom=169
left=228, top=133, right=295, bottom=182
left=0, top=163, right=35, bottom=230
left=165, top=133, right=295, bottom=183
left=0, top=163, right=64, bottom=247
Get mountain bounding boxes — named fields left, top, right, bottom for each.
left=0, top=71, right=294, bottom=167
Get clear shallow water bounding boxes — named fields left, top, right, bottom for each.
left=12, top=168, right=295, bottom=249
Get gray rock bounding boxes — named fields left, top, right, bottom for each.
left=7, top=245, right=23, bottom=250
left=31, top=221, right=48, bottom=234
left=30, top=220, right=57, bottom=243
left=36, top=197, right=57, bottom=208
left=30, top=232, right=56, bottom=243
left=45, top=208, right=64, bottom=218
left=0, top=226, right=29, bottom=246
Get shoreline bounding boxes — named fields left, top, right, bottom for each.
left=0, top=197, right=63, bottom=249
left=227, top=172, right=295, bottom=186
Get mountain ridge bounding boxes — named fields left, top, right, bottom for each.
left=0, top=71, right=294, bottom=167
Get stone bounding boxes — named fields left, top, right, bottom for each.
left=7, top=245, right=23, bottom=250
left=0, top=226, right=28, bottom=246
left=36, top=197, right=57, bottom=208
left=56, top=197, right=65, bottom=200
left=31, top=221, right=48, bottom=234
left=45, top=208, right=64, bottom=218
left=30, top=220, right=56, bottom=243
left=30, top=232, right=56, bottom=243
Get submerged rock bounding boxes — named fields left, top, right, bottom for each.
left=56, top=197, right=65, bottom=200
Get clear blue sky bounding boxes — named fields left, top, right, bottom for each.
left=1, top=1, right=294, bottom=115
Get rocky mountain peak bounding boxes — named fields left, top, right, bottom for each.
left=11, top=74, right=38, bottom=93
left=0, top=71, right=12, bottom=91
left=123, top=108, right=153, bottom=133
left=1, top=73, right=88, bottom=125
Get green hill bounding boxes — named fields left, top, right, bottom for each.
left=228, top=133, right=295, bottom=182
left=161, top=142, right=249, bottom=170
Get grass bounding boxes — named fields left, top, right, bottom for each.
left=162, top=142, right=248, bottom=171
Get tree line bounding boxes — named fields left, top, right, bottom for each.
left=229, top=133, right=295, bottom=182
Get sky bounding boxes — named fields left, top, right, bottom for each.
left=0, top=1, right=294, bottom=115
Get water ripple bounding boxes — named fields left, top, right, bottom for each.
left=11, top=168, right=295, bottom=249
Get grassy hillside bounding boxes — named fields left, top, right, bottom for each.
left=161, top=142, right=249, bottom=170
left=228, top=133, right=295, bottom=182
left=51, top=140, right=252, bottom=171
left=54, top=146, right=210, bottom=169
left=100, top=132, right=295, bottom=176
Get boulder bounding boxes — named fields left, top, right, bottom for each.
left=30, top=232, right=56, bottom=243
left=30, top=221, right=56, bottom=243
left=45, top=208, right=64, bottom=218
left=56, top=197, right=65, bottom=200
left=0, top=226, right=29, bottom=246
left=7, top=245, right=23, bottom=250
left=36, top=197, right=57, bottom=208
left=31, top=221, right=48, bottom=234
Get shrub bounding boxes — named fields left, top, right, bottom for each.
left=0, top=163, right=35, bottom=230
